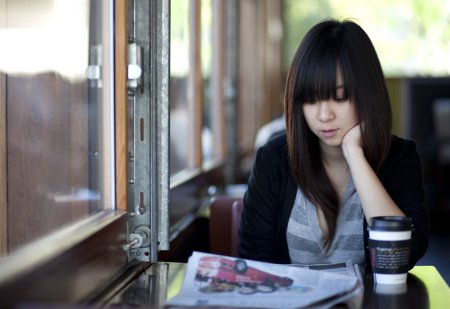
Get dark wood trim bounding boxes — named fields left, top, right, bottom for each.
left=115, top=0, right=128, bottom=211
left=159, top=216, right=209, bottom=263
left=160, top=161, right=232, bottom=263
left=157, top=162, right=227, bottom=277
left=0, top=211, right=129, bottom=307
left=168, top=161, right=226, bottom=229
left=82, top=259, right=150, bottom=305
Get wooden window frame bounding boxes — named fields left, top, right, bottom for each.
left=0, top=1, right=141, bottom=306
left=167, top=0, right=228, bottom=237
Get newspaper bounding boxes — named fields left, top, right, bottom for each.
left=165, top=251, right=363, bottom=309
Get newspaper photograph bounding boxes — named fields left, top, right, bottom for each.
left=165, top=251, right=362, bottom=309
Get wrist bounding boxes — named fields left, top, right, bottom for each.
left=342, top=144, right=364, bottom=162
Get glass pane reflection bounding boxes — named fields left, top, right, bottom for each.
left=170, top=0, right=191, bottom=175
left=0, top=0, right=108, bottom=253
left=201, top=0, right=214, bottom=163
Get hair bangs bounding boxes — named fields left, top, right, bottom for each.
left=294, top=39, right=352, bottom=105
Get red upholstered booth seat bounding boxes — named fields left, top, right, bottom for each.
left=209, top=196, right=243, bottom=257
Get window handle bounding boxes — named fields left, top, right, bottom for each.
left=122, top=233, right=143, bottom=251
left=123, top=224, right=151, bottom=252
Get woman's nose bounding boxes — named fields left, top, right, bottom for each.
left=317, top=101, right=335, bottom=122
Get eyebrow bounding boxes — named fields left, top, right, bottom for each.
left=336, top=85, right=345, bottom=89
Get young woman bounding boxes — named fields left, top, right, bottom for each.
left=238, top=19, right=429, bottom=269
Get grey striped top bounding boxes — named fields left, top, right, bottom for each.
left=286, top=178, right=365, bottom=266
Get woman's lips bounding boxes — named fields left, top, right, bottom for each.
left=320, top=129, right=338, bottom=138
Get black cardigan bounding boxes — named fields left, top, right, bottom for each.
left=238, top=132, right=429, bottom=269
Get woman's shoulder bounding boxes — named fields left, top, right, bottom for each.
left=255, top=130, right=290, bottom=170
left=257, top=130, right=289, bottom=160
left=260, top=130, right=288, bottom=151
left=380, top=135, right=421, bottom=173
left=388, top=135, right=419, bottom=157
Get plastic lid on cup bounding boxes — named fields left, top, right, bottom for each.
left=369, top=216, right=412, bottom=231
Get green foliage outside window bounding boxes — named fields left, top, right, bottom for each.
left=283, top=0, right=450, bottom=77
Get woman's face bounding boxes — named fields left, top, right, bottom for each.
left=302, top=72, right=359, bottom=148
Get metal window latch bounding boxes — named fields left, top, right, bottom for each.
left=86, top=44, right=103, bottom=88
left=123, top=233, right=143, bottom=251
left=127, top=42, right=143, bottom=92
left=123, top=225, right=151, bottom=253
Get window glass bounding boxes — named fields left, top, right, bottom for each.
left=170, top=0, right=192, bottom=175
left=283, top=0, right=450, bottom=76
left=0, top=0, right=111, bottom=253
left=201, top=0, right=214, bottom=163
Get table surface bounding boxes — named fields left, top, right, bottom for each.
left=109, top=262, right=450, bottom=309
left=362, top=266, right=450, bottom=308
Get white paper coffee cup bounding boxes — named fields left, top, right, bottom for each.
left=375, top=282, right=407, bottom=294
left=368, top=216, right=412, bottom=285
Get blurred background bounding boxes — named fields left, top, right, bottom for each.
left=0, top=1, right=449, bottom=303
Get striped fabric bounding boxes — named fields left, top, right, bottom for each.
left=286, top=178, right=365, bottom=266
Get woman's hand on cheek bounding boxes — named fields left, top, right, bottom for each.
left=341, top=123, right=363, bottom=159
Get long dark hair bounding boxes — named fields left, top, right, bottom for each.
left=284, top=19, right=392, bottom=249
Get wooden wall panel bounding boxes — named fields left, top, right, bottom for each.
left=212, top=0, right=225, bottom=158
left=265, top=0, right=283, bottom=118
left=190, top=0, right=203, bottom=168
left=237, top=0, right=283, bottom=175
left=0, top=73, right=6, bottom=255
left=0, top=0, right=7, bottom=256
left=238, top=0, right=260, bottom=153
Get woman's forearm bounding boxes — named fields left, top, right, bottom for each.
left=344, top=146, right=405, bottom=221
